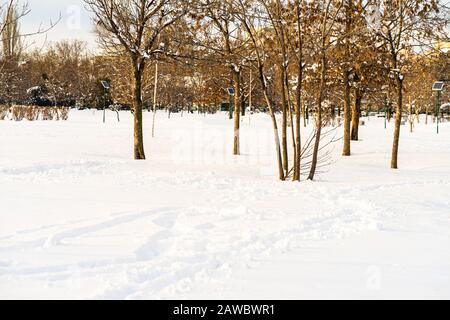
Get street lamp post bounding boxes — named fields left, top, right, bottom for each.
left=432, top=81, right=445, bottom=134
left=227, top=87, right=235, bottom=120
left=100, top=80, right=111, bottom=124
left=436, top=91, right=441, bottom=134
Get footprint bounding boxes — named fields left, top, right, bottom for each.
left=195, top=223, right=214, bottom=230
left=152, top=212, right=179, bottom=229
left=0, top=260, right=13, bottom=267
left=135, top=230, right=174, bottom=261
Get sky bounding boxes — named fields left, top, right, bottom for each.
left=17, top=0, right=450, bottom=54
left=19, top=0, right=98, bottom=52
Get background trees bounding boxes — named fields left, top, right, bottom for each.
left=1, top=2, right=23, bottom=105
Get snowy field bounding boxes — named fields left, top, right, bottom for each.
left=0, top=110, right=449, bottom=300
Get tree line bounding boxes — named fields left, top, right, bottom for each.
left=1, top=0, right=449, bottom=180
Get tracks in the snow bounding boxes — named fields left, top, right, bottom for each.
left=0, top=175, right=408, bottom=299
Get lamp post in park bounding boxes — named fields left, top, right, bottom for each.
left=101, top=80, right=111, bottom=124
left=382, top=85, right=389, bottom=129
left=227, top=87, right=235, bottom=119
left=432, top=81, right=445, bottom=134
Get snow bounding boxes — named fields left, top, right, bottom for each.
left=26, top=86, right=41, bottom=94
left=0, top=111, right=449, bottom=299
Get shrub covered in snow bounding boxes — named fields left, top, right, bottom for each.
left=0, top=105, right=70, bottom=121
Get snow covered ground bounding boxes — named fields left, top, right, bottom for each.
left=0, top=110, right=449, bottom=300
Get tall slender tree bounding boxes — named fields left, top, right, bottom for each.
left=199, top=0, right=249, bottom=155
left=308, top=0, right=344, bottom=180
left=373, top=0, right=446, bottom=169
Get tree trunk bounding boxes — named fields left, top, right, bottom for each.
left=308, top=51, right=326, bottom=181
left=132, top=58, right=146, bottom=160
left=285, top=72, right=297, bottom=179
left=229, top=80, right=233, bottom=120
left=259, top=66, right=284, bottom=180
left=351, top=88, right=362, bottom=141
left=342, top=0, right=352, bottom=156
left=232, top=69, right=241, bottom=155
left=391, top=76, right=403, bottom=169
left=280, top=67, right=289, bottom=175
left=241, top=18, right=284, bottom=180
left=293, top=0, right=303, bottom=182
left=266, top=94, right=285, bottom=181
left=294, top=65, right=303, bottom=181
left=342, top=71, right=352, bottom=156
left=303, top=100, right=307, bottom=127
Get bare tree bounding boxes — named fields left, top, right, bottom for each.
left=195, top=0, right=250, bottom=155
left=232, top=0, right=286, bottom=180
left=341, top=0, right=352, bottom=156
left=1, top=1, right=22, bottom=58
left=84, top=0, right=190, bottom=160
left=373, top=0, right=447, bottom=169
left=261, top=0, right=292, bottom=175
left=307, top=0, right=344, bottom=181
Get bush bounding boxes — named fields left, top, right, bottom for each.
left=11, top=106, right=26, bottom=121
left=58, top=107, right=70, bottom=121
left=41, top=107, right=54, bottom=121
left=0, top=105, right=70, bottom=121
left=25, top=106, right=36, bottom=121
left=0, top=105, right=9, bottom=120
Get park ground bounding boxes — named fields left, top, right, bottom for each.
left=0, top=110, right=449, bottom=299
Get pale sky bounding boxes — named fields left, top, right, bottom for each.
left=19, top=0, right=98, bottom=52
left=17, top=0, right=450, bottom=54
